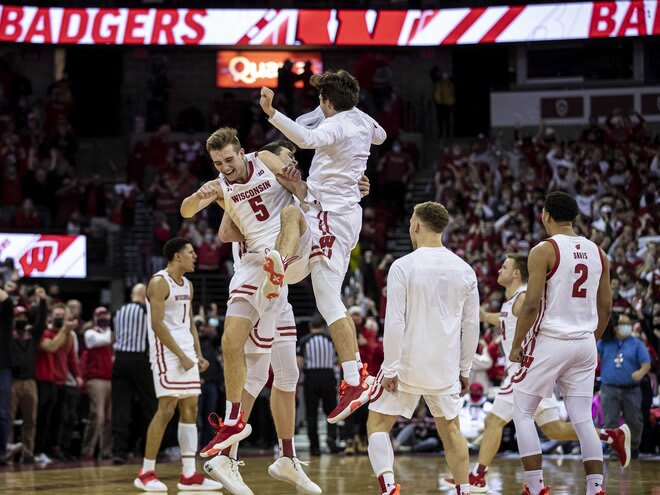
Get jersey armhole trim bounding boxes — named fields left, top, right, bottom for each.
left=545, top=238, right=561, bottom=280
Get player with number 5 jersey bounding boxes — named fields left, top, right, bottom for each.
left=508, top=191, right=613, bottom=495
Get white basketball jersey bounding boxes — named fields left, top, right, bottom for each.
left=538, top=235, right=603, bottom=339
left=499, top=284, right=526, bottom=369
left=146, top=269, right=193, bottom=345
left=219, top=152, right=293, bottom=255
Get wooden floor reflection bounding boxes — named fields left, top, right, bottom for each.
left=2, top=454, right=659, bottom=494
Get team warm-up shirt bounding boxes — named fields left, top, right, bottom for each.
left=539, top=234, right=603, bottom=340
left=219, top=152, right=293, bottom=255
left=381, top=247, right=480, bottom=395
left=269, top=106, right=386, bottom=213
left=500, top=284, right=527, bottom=371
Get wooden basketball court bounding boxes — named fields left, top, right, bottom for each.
left=2, top=454, right=658, bottom=494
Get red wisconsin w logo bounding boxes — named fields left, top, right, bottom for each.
left=18, top=235, right=76, bottom=276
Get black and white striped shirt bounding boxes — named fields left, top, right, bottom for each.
left=298, top=332, right=336, bottom=370
left=113, top=302, right=148, bottom=352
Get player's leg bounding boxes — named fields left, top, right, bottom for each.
left=136, top=396, right=177, bottom=491
left=478, top=413, right=509, bottom=468
left=268, top=340, right=321, bottom=494
left=564, top=395, right=604, bottom=495
left=367, top=411, right=400, bottom=495
left=512, top=389, right=547, bottom=495
left=434, top=415, right=470, bottom=493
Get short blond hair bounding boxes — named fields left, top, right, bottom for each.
left=413, top=201, right=449, bottom=233
left=206, top=127, right=241, bottom=154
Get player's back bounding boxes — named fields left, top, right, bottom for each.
left=307, top=108, right=384, bottom=212
left=499, top=284, right=526, bottom=370
left=391, top=247, right=478, bottom=394
left=539, top=234, right=603, bottom=339
left=146, top=269, right=192, bottom=338
left=219, top=152, right=293, bottom=254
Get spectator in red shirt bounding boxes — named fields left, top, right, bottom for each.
left=34, top=303, right=73, bottom=464
left=81, top=307, right=114, bottom=461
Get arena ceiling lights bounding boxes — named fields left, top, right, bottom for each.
left=0, top=1, right=658, bottom=46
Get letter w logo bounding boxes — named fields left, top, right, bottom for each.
left=20, top=242, right=58, bottom=276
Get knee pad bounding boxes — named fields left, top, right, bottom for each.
left=311, top=266, right=346, bottom=325
left=271, top=341, right=299, bottom=393
left=244, top=353, right=270, bottom=398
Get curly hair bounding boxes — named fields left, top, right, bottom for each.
left=310, top=70, right=359, bottom=112
left=544, top=191, right=578, bottom=223
left=413, top=201, right=449, bottom=233
left=206, top=127, right=241, bottom=154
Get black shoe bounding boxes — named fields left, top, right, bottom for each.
left=113, top=456, right=126, bottom=465
left=327, top=438, right=340, bottom=454
left=310, top=448, right=321, bottom=457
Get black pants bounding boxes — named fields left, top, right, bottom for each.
left=52, top=384, right=79, bottom=453
left=111, top=352, right=156, bottom=457
left=35, top=381, right=57, bottom=455
left=303, top=369, right=337, bottom=451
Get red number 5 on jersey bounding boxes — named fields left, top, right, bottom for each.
left=248, top=195, right=270, bottom=221
left=572, top=263, right=588, bottom=298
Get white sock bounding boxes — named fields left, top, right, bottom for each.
left=368, top=432, right=395, bottom=481
left=225, top=401, right=241, bottom=426
left=378, top=471, right=395, bottom=495
left=458, top=483, right=471, bottom=494
left=523, top=470, right=544, bottom=495
left=229, top=442, right=239, bottom=459
left=178, top=422, right=198, bottom=477
left=356, top=352, right=363, bottom=368
left=142, top=458, right=156, bottom=473
left=342, top=360, right=360, bottom=386
left=586, top=474, right=604, bottom=495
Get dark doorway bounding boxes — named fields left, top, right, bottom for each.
left=452, top=44, right=510, bottom=137
left=65, top=46, right=123, bottom=137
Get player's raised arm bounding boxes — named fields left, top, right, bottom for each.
left=381, top=262, right=407, bottom=380
left=595, top=248, right=612, bottom=341
left=180, top=180, right=223, bottom=218
left=147, top=276, right=191, bottom=369
left=260, top=87, right=343, bottom=149
left=509, top=241, right=553, bottom=363
left=295, top=105, right=325, bottom=129
left=258, top=149, right=308, bottom=202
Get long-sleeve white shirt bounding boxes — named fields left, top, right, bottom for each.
left=84, top=327, right=112, bottom=349
left=382, top=247, right=479, bottom=395
left=269, top=107, right=386, bottom=213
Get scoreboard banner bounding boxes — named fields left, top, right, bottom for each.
left=0, top=2, right=658, bottom=47
left=0, top=233, right=87, bottom=278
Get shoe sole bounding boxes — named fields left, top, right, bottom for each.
left=267, top=465, right=322, bottom=495
left=203, top=460, right=254, bottom=495
left=177, top=481, right=224, bottom=491
left=200, top=424, right=253, bottom=458
left=439, top=479, right=489, bottom=493
left=261, top=252, right=284, bottom=300
left=620, top=424, right=631, bottom=468
left=327, top=386, right=372, bottom=424
left=133, top=479, right=167, bottom=492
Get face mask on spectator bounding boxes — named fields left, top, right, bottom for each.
left=204, top=233, right=213, bottom=243
left=208, top=317, right=219, bottom=328
left=97, top=319, right=110, bottom=328
left=617, top=324, right=632, bottom=337
left=15, top=319, right=27, bottom=331
left=53, top=317, right=64, bottom=329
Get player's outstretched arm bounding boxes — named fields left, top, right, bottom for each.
left=595, top=248, right=612, bottom=341
left=147, top=276, right=192, bottom=370
left=218, top=213, right=245, bottom=243
left=258, top=149, right=309, bottom=202
left=510, top=242, right=553, bottom=363
left=480, top=308, right=501, bottom=327
left=180, top=180, right=223, bottom=218
left=260, top=87, right=342, bottom=149
left=381, top=262, right=407, bottom=382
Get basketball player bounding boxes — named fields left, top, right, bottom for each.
left=441, top=254, right=630, bottom=493
left=367, top=202, right=479, bottom=495
left=180, top=134, right=321, bottom=495
left=259, top=69, right=387, bottom=424
left=509, top=192, right=612, bottom=495
left=134, top=238, right=221, bottom=492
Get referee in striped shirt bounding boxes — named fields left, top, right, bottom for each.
left=111, top=283, right=156, bottom=464
left=297, top=314, right=338, bottom=456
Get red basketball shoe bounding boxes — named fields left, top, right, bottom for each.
left=328, top=375, right=372, bottom=424
left=605, top=424, right=631, bottom=468
left=200, top=412, right=252, bottom=458
left=521, top=485, right=551, bottom=495
left=440, top=470, right=489, bottom=492
left=262, top=251, right=285, bottom=300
